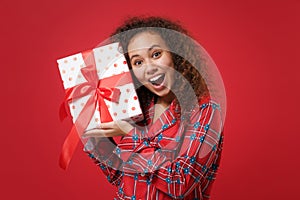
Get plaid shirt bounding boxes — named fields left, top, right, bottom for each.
left=84, top=95, right=224, bottom=200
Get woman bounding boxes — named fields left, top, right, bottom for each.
left=83, top=16, right=224, bottom=200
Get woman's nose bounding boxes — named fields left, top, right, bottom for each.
left=145, top=63, right=158, bottom=75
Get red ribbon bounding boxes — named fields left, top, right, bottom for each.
left=59, top=50, right=132, bottom=170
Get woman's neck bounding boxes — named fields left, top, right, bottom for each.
left=151, top=92, right=175, bottom=124
left=156, top=92, right=175, bottom=108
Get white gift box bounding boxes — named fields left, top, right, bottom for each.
left=57, top=43, right=143, bottom=132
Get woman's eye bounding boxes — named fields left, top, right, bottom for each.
left=152, top=51, right=161, bottom=58
left=134, top=60, right=142, bottom=66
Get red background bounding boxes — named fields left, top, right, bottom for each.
left=1, top=0, right=299, bottom=199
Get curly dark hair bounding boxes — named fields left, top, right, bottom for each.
left=110, top=16, right=209, bottom=117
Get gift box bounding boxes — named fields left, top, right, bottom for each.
left=57, top=43, right=143, bottom=169
left=57, top=42, right=143, bottom=129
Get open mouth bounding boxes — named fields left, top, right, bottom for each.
left=149, top=74, right=165, bottom=86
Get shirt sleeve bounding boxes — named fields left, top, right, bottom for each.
left=125, top=101, right=224, bottom=199
left=83, top=127, right=145, bottom=186
left=83, top=136, right=123, bottom=186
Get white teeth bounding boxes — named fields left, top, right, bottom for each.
left=149, top=74, right=163, bottom=82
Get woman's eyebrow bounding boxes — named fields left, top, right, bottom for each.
left=130, top=54, right=139, bottom=61
left=148, top=44, right=161, bottom=51
left=129, top=45, right=162, bottom=61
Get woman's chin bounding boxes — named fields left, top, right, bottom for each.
left=155, top=91, right=169, bottom=98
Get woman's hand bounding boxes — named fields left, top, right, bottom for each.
left=82, top=120, right=134, bottom=138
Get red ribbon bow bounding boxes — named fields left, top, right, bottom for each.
left=59, top=50, right=132, bottom=170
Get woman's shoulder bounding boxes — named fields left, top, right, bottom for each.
left=192, top=94, right=212, bottom=112
left=198, top=93, right=211, bottom=105
left=188, top=94, right=222, bottom=121
left=197, top=93, right=221, bottom=109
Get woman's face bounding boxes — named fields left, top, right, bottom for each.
left=127, top=32, right=175, bottom=101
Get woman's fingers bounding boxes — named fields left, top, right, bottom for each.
left=81, top=121, right=134, bottom=138
left=102, top=132, right=125, bottom=137
left=82, top=129, right=115, bottom=138
left=99, top=121, right=116, bottom=129
left=115, top=120, right=134, bottom=133
left=100, top=121, right=134, bottom=134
